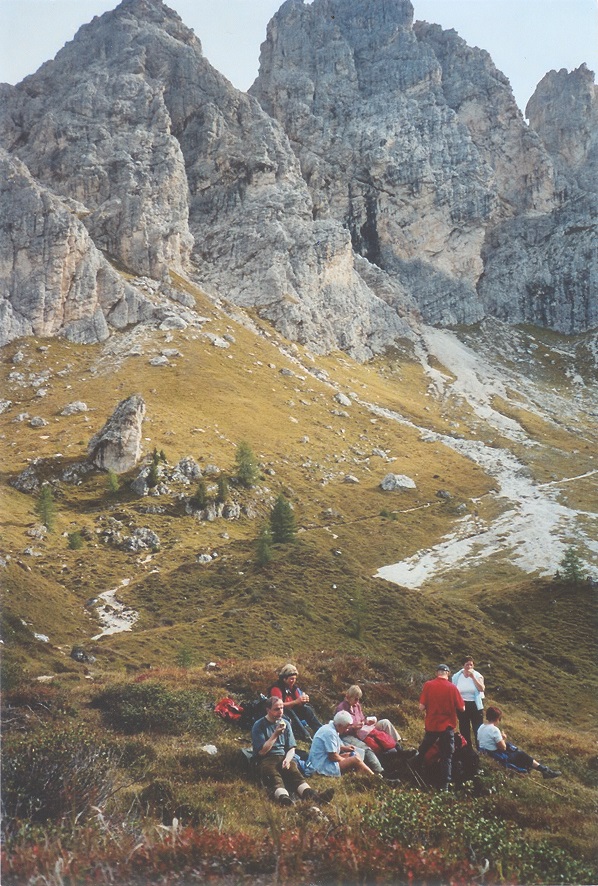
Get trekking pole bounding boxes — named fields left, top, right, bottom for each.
left=407, top=761, right=429, bottom=791
left=536, top=780, right=565, bottom=797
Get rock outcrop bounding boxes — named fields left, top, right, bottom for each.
left=478, top=66, right=598, bottom=333
left=249, top=0, right=557, bottom=325
left=0, top=0, right=414, bottom=359
left=0, top=149, right=153, bottom=345
left=0, top=0, right=595, bottom=354
left=88, top=394, right=146, bottom=473
left=526, top=64, right=598, bottom=197
left=251, top=0, right=596, bottom=336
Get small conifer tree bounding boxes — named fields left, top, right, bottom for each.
left=68, top=530, right=84, bottom=550
left=35, top=485, right=56, bottom=531
left=190, top=478, right=208, bottom=510
left=256, top=526, right=273, bottom=566
left=234, top=440, right=259, bottom=488
left=559, top=546, right=586, bottom=586
left=216, top=475, right=229, bottom=504
left=147, top=461, right=160, bottom=489
left=107, top=470, right=120, bottom=495
left=269, top=493, right=296, bottom=544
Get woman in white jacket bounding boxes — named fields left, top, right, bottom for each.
left=452, top=656, right=485, bottom=747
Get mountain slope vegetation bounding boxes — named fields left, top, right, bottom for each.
left=1, top=276, right=597, bottom=884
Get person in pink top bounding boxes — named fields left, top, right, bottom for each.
left=417, top=664, right=465, bottom=791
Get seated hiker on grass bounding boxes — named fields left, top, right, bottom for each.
left=477, top=706, right=561, bottom=779
left=305, top=711, right=376, bottom=778
left=335, top=684, right=412, bottom=776
left=268, top=663, right=323, bottom=743
left=251, top=696, right=334, bottom=806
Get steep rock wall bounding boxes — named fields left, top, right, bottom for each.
left=0, top=0, right=595, bottom=352
left=0, top=0, right=414, bottom=357
left=0, top=148, right=153, bottom=346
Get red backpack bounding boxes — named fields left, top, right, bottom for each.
left=364, top=727, right=397, bottom=753
left=214, top=697, right=244, bottom=722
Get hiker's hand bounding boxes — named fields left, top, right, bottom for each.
left=300, top=692, right=309, bottom=702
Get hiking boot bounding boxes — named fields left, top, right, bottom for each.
left=317, top=788, right=335, bottom=805
left=383, top=778, right=401, bottom=786
left=541, top=768, right=561, bottom=779
left=300, top=788, right=318, bottom=802
left=278, top=794, right=293, bottom=806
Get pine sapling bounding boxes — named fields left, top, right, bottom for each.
left=234, top=440, right=259, bottom=488
left=35, top=485, right=56, bottom=531
left=269, top=493, right=296, bottom=544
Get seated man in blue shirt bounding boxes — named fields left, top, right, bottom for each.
left=251, top=696, right=334, bottom=806
left=306, top=710, right=376, bottom=778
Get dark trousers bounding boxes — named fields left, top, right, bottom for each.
left=486, top=745, right=535, bottom=772
left=457, top=701, right=484, bottom=748
left=285, top=704, right=322, bottom=742
left=419, top=727, right=455, bottom=789
left=258, top=755, right=307, bottom=795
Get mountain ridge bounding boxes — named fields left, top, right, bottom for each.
left=0, top=0, right=596, bottom=355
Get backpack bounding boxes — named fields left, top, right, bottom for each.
left=364, top=727, right=397, bottom=753
left=453, top=734, right=480, bottom=782
left=214, top=697, right=244, bottom=722
left=238, top=695, right=269, bottom=730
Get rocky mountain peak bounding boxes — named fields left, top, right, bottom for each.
left=0, top=0, right=596, bottom=352
left=526, top=64, right=598, bottom=194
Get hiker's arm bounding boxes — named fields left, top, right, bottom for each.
left=472, top=672, right=485, bottom=691
left=283, top=695, right=305, bottom=708
left=257, top=722, right=286, bottom=756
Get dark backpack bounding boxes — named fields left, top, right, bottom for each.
left=238, top=695, right=269, bottom=730
left=453, top=735, right=480, bottom=782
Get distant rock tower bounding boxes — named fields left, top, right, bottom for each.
left=88, top=394, right=146, bottom=473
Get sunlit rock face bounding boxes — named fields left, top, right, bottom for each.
left=0, top=0, right=415, bottom=358
left=0, top=0, right=595, bottom=355
left=0, top=148, right=153, bottom=346
left=88, top=393, right=146, bottom=473
left=479, top=65, right=598, bottom=333
left=250, top=0, right=565, bottom=327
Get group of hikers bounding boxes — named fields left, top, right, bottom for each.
left=250, top=658, right=561, bottom=806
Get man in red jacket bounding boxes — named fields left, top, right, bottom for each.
left=418, top=664, right=465, bottom=791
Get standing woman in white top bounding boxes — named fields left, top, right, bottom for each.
left=452, top=656, right=485, bottom=748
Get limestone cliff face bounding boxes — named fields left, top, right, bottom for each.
left=526, top=65, right=598, bottom=197
left=413, top=22, right=555, bottom=216
left=250, top=0, right=595, bottom=336
left=478, top=66, right=598, bottom=333
left=0, top=148, right=153, bottom=346
left=0, top=0, right=413, bottom=357
left=250, top=0, right=489, bottom=324
left=478, top=197, right=598, bottom=333
left=0, top=1, right=197, bottom=280
left=0, top=0, right=595, bottom=352
left=249, top=0, right=563, bottom=326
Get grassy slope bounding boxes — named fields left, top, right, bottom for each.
left=1, top=279, right=597, bottom=879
